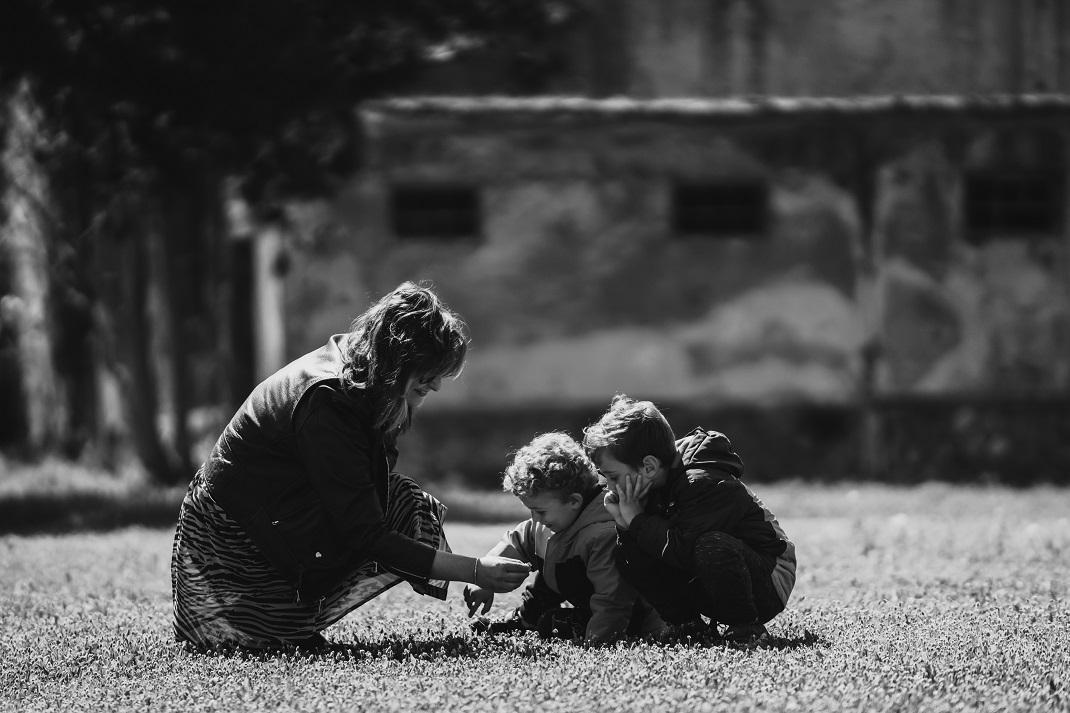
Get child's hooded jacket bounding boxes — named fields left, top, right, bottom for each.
left=502, top=489, right=663, bottom=644
left=626, top=428, right=797, bottom=606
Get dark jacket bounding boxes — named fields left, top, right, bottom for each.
left=201, top=335, right=437, bottom=601
left=624, top=428, right=797, bottom=605
left=503, top=488, right=664, bottom=644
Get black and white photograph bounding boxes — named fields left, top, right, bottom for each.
left=1, top=1, right=1068, bottom=711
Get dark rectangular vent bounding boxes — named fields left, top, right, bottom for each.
left=673, top=182, right=767, bottom=237
left=390, top=186, right=479, bottom=239
left=964, top=172, right=1062, bottom=240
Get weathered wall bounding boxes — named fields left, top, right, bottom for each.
left=580, top=0, right=1070, bottom=97
left=871, top=127, right=1070, bottom=394
left=281, top=101, right=1070, bottom=418
left=285, top=109, right=871, bottom=411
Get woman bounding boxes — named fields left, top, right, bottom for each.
left=171, top=282, right=530, bottom=649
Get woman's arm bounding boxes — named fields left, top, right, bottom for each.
left=462, top=541, right=525, bottom=615
left=430, top=550, right=530, bottom=591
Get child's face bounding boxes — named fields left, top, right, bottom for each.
left=594, top=453, right=654, bottom=495
left=517, top=491, right=584, bottom=533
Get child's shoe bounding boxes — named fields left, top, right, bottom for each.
left=723, top=622, right=768, bottom=644
left=657, top=617, right=714, bottom=643
left=535, top=608, right=588, bottom=641
left=470, top=610, right=529, bottom=635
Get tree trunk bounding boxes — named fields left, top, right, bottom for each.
left=0, top=80, right=64, bottom=455
left=155, top=182, right=197, bottom=481
left=92, top=180, right=180, bottom=483
left=50, top=117, right=107, bottom=463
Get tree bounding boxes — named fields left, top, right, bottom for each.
left=0, top=0, right=575, bottom=482
left=0, top=80, right=64, bottom=454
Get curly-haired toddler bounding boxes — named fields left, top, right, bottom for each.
left=463, top=432, right=665, bottom=645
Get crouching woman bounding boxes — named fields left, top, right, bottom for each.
left=171, top=281, right=530, bottom=649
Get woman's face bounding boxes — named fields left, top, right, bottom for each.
left=404, top=374, right=443, bottom=411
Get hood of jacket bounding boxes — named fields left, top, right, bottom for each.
left=675, top=427, right=745, bottom=478
left=548, top=486, right=613, bottom=549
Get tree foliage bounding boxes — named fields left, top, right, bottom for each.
left=1, top=0, right=574, bottom=198
left=0, top=0, right=575, bottom=480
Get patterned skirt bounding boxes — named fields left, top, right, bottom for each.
left=171, top=473, right=450, bottom=649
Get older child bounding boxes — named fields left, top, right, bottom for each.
left=582, top=394, right=796, bottom=643
left=463, top=432, right=665, bottom=645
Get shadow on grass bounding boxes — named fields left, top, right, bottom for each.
left=0, top=491, right=184, bottom=534
left=654, top=627, right=828, bottom=652
left=188, top=632, right=559, bottom=663
left=0, top=486, right=523, bottom=535
left=184, top=629, right=828, bottom=663
left=759, top=629, right=829, bottom=651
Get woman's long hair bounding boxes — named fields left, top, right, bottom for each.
left=340, top=281, right=468, bottom=432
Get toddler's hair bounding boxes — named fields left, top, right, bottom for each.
left=502, top=432, right=599, bottom=499
left=582, top=393, right=677, bottom=469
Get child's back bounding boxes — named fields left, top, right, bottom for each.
left=649, top=428, right=796, bottom=606
left=584, top=395, right=795, bottom=643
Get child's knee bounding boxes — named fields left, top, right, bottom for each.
left=692, top=531, right=745, bottom=569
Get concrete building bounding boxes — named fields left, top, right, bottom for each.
left=256, top=1, right=1070, bottom=481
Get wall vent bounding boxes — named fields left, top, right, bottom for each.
left=672, top=181, right=767, bottom=237
left=964, top=171, right=1063, bottom=240
left=390, top=186, right=479, bottom=239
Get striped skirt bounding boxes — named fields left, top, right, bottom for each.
left=171, top=473, right=450, bottom=649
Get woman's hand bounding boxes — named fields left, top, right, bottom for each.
left=474, top=556, right=531, bottom=592
left=463, top=585, right=495, bottom=616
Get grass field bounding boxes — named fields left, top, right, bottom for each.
left=2, top=482, right=1068, bottom=712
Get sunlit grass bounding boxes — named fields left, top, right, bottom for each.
left=0, top=458, right=535, bottom=533
left=2, top=484, right=1068, bottom=711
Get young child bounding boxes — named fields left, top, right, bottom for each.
left=582, top=394, right=796, bottom=643
left=463, top=432, right=665, bottom=645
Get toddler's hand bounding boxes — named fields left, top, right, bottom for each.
left=463, top=585, right=495, bottom=617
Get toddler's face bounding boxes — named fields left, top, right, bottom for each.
left=518, top=491, right=583, bottom=533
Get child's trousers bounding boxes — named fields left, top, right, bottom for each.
left=615, top=530, right=784, bottom=626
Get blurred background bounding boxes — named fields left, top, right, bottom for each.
left=1, top=0, right=1069, bottom=508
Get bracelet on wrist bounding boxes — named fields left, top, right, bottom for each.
left=473, top=558, right=480, bottom=584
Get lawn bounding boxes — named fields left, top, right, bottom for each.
left=2, top=482, right=1068, bottom=712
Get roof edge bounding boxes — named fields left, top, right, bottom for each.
left=361, top=93, right=1070, bottom=118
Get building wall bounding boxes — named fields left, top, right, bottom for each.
left=572, top=0, right=1070, bottom=97
left=279, top=101, right=1070, bottom=420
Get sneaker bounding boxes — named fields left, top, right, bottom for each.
left=657, top=617, right=715, bottom=643
left=471, top=611, right=529, bottom=635
left=536, top=608, right=588, bottom=641
left=723, top=622, right=768, bottom=645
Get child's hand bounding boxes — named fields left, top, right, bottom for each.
left=463, top=585, right=495, bottom=617
left=604, top=490, right=627, bottom=529
left=615, top=472, right=651, bottom=529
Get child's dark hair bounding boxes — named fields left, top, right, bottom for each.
left=340, top=281, right=468, bottom=431
left=582, top=394, right=677, bottom=469
left=502, top=432, right=599, bottom=499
